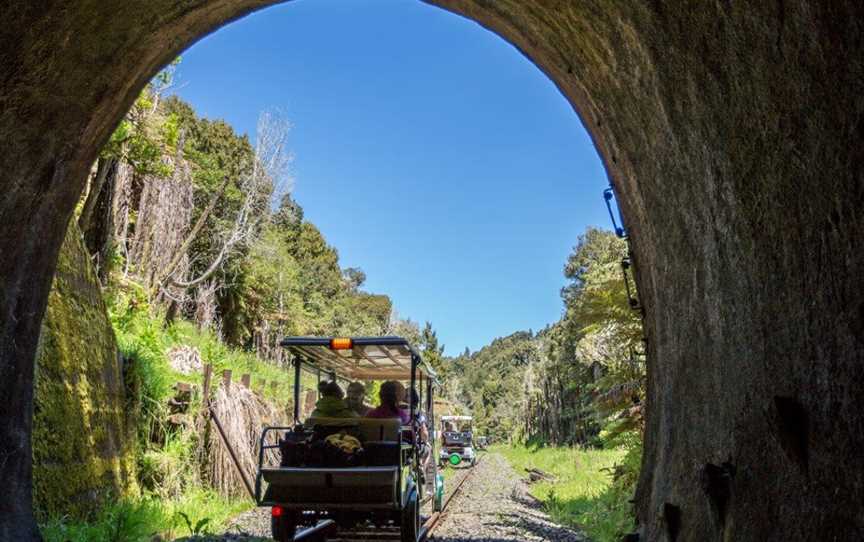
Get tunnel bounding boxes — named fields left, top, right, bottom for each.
left=1, top=1, right=863, bottom=540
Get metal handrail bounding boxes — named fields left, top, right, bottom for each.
left=256, top=425, right=297, bottom=503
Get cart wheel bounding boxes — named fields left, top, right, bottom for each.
left=433, top=473, right=445, bottom=512
left=400, top=488, right=420, bottom=542
left=271, top=510, right=298, bottom=542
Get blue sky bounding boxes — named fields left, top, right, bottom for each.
left=172, top=0, right=609, bottom=355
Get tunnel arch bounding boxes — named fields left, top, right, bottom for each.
left=1, top=2, right=863, bottom=540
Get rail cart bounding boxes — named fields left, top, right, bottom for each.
left=255, top=336, right=442, bottom=542
left=439, top=415, right=476, bottom=468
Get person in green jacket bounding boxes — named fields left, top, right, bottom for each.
left=309, top=381, right=356, bottom=419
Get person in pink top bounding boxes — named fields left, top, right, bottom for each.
left=366, top=380, right=410, bottom=424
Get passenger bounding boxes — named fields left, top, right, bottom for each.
left=409, top=390, right=430, bottom=439
left=346, top=381, right=370, bottom=416
left=410, top=389, right=432, bottom=470
left=394, top=381, right=407, bottom=408
left=396, top=381, right=409, bottom=410
left=309, top=381, right=356, bottom=419
left=366, top=380, right=410, bottom=424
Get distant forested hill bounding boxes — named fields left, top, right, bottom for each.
left=443, top=228, right=645, bottom=448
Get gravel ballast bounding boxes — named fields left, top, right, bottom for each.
left=431, top=453, right=587, bottom=542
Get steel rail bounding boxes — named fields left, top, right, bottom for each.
left=317, top=454, right=484, bottom=541
left=419, top=453, right=483, bottom=541
left=295, top=519, right=337, bottom=541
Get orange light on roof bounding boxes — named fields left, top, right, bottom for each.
left=330, top=337, right=353, bottom=350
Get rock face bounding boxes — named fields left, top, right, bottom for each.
left=33, top=221, right=137, bottom=518
left=0, top=1, right=863, bottom=540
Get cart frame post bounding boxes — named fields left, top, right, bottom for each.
left=293, top=357, right=302, bottom=423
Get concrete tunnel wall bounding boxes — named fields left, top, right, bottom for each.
left=1, top=1, right=863, bottom=540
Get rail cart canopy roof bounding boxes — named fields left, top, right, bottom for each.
left=280, top=336, right=437, bottom=382
left=441, top=415, right=473, bottom=421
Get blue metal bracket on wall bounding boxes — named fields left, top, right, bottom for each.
left=603, top=185, right=627, bottom=239
left=602, top=183, right=649, bottom=356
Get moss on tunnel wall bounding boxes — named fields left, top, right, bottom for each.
left=33, top=221, right=138, bottom=519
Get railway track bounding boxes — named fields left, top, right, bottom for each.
left=417, top=459, right=478, bottom=539
left=293, top=455, right=482, bottom=542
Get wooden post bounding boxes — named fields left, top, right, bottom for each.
left=202, top=364, right=213, bottom=407
left=258, top=379, right=266, bottom=393
left=200, top=364, right=213, bottom=476
left=240, top=373, right=251, bottom=388
left=222, top=369, right=232, bottom=390
left=293, top=359, right=301, bottom=422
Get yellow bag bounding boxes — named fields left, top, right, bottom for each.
left=325, top=432, right=362, bottom=454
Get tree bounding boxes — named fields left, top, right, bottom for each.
left=420, top=322, right=445, bottom=373
left=273, top=193, right=304, bottom=231
left=158, top=109, right=293, bottom=293
left=241, top=195, right=393, bottom=355
left=342, top=268, right=366, bottom=291
left=558, top=228, right=644, bottom=443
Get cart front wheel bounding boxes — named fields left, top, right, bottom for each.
left=401, top=488, right=420, bottom=542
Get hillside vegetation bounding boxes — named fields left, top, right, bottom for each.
left=37, top=61, right=644, bottom=541
left=38, top=63, right=439, bottom=540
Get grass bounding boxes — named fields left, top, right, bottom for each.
left=40, top=489, right=252, bottom=542
left=165, top=490, right=252, bottom=538
left=108, top=283, right=317, bottom=409
left=494, top=443, right=638, bottom=542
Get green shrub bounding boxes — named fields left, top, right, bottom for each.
left=40, top=490, right=251, bottom=542
left=108, top=288, right=301, bottom=407
left=139, top=430, right=199, bottom=499
left=41, top=499, right=164, bottom=542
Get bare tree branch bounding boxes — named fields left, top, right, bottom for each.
left=161, top=109, right=294, bottom=298
left=155, top=174, right=232, bottom=293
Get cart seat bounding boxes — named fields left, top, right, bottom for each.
left=261, top=466, right=399, bottom=507
left=307, top=417, right=402, bottom=442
